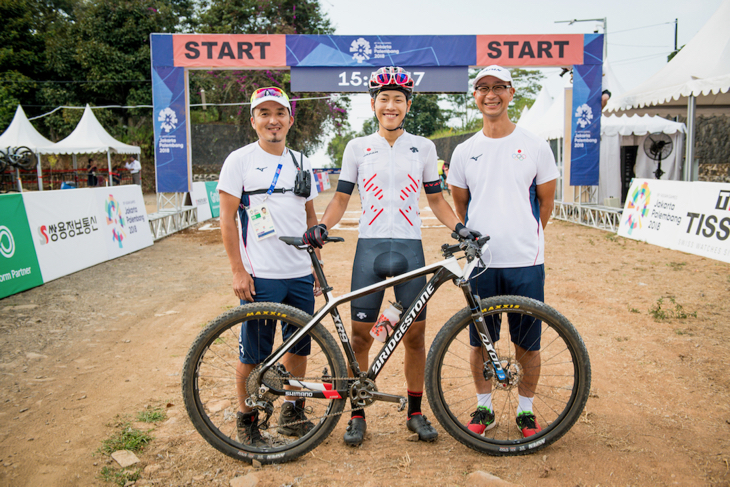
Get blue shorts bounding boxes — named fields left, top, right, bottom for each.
left=350, top=238, right=427, bottom=323
left=468, top=265, right=545, bottom=352
left=239, top=275, right=315, bottom=364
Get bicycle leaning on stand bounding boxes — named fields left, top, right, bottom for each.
left=182, top=233, right=591, bottom=464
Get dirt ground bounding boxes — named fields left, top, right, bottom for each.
left=1, top=186, right=729, bottom=487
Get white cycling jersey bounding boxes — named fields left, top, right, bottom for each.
left=339, top=131, right=441, bottom=240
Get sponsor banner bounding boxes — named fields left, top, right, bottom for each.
left=191, top=182, right=213, bottom=222
left=476, top=34, right=584, bottom=66
left=314, top=172, right=331, bottom=193
left=172, top=34, right=286, bottom=68
left=24, top=189, right=108, bottom=283
left=0, top=194, right=44, bottom=299
left=570, top=35, right=604, bottom=186
left=286, top=35, right=475, bottom=67
left=205, top=181, right=220, bottom=218
left=93, top=186, right=154, bottom=260
left=291, top=66, right=468, bottom=93
left=618, top=180, right=730, bottom=263
left=153, top=66, right=190, bottom=193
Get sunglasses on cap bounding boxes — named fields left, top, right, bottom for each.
left=250, top=87, right=290, bottom=103
left=370, top=67, right=415, bottom=89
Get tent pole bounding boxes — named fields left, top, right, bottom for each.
left=72, top=154, right=77, bottom=187
left=15, top=168, right=21, bottom=192
left=36, top=153, right=43, bottom=191
left=684, top=94, right=696, bottom=181
left=107, top=150, right=113, bottom=187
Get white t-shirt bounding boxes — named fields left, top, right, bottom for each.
left=340, top=131, right=440, bottom=240
left=217, top=142, right=318, bottom=279
left=448, top=127, right=559, bottom=268
left=125, top=159, right=141, bottom=173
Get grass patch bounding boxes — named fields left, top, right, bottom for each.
left=649, top=297, right=697, bottom=321
left=667, top=262, right=687, bottom=271
left=98, top=423, right=152, bottom=456
left=98, top=466, right=141, bottom=486
left=628, top=306, right=640, bottom=314
left=136, top=407, right=167, bottom=423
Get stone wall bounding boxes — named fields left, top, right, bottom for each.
left=431, top=132, right=479, bottom=162
left=191, top=124, right=249, bottom=175
left=674, top=115, right=730, bottom=183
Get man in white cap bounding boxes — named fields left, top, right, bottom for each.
left=217, top=86, right=321, bottom=447
left=447, top=65, right=559, bottom=439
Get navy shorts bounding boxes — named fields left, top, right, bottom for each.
left=239, top=275, right=315, bottom=364
left=350, top=238, right=427, bottom=323
left=468, top=265, right=545, bottom=352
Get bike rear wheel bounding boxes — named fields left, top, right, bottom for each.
left=426, top=295, right=590, bottom=455
left=182, top=302, right=347, bottom=464
left=12, top=146, right=36, bottom=170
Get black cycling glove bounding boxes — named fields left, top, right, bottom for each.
left=455, top=222, right=482, bottom=241
left=303, top=224, right=328, bottom=248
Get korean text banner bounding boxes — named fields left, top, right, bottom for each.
left=476, top=35, right=584, bottom=66
left=93, top=186, right=154, bottom=260
left=24, top=189, right=108, bottom=283
left=286, top=36, right=475, bottom=67
left=153, top=66, right=190, bottom=193
left=172, top=34, right=286, bottom=68
left=618, top=179, right=730, bottom=263
left=0, top=194, right=43, bottom=299
left=570, top=34, right=603, bottom=186
left=191, top=182, right=213, bottom=222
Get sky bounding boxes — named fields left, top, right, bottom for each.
left=306, top=0, right=725, bottom=167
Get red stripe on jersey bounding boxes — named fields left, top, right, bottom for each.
left=364, top=174, right=377, bottom=187
left=400, top=195, right=404, bottom=200
left=399, top=209, right=413, bottom=226
left=369, top=208, right=384, bottom=225
left=408, top=174, right=418, bottom=186
left=374, top=189, right=382, bottom=198
left=378, top=195, right=383, bottom=200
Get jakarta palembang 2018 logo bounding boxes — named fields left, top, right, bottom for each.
left=350, top=38, right=372, bottom=64
left=158, top=107, right=178, bottom=133
left=575, top=104, right=594, bottom=128
left=624, top=182, right=651, bottom=235
left=105, top=195, right=126, bottom=248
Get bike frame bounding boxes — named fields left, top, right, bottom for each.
left=256, top=240, right=509, bottom=401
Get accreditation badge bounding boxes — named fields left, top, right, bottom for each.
left=247, top=203, right=276, bottom=241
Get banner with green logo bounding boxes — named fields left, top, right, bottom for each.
left=205, top=181, right=220, bottom=218
left=0, top=194, right=44, bottom=299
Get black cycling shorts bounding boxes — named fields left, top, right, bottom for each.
left=350, top=238, right=427, bottom=323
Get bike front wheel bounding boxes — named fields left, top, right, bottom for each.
left=426, top=295, right=590, bottom=455
left=182, top=302, right=347, bottom=464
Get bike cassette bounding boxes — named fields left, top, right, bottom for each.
left=349, top=378, right=378, bottom=408
left=246, top=363, right=288, bottom=402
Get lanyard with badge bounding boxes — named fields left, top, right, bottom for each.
left=246, top=153, right=287, bottom=241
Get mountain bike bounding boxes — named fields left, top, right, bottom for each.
left=2, top=146, right=36, bottom=171
left=182, top=234, right=591, bottom=464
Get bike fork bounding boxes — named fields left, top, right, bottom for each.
left=459, top=283, right=510, bottom=385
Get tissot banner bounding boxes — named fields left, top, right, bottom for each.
left=205, top=181, right=220, bottom=218
left=286, top=36, right=475, bottom=67
left=617, top=179, right=730, bottom=263
left=191, top=181, right=213, bottom=222
left=93, top=186, right=154, bottom=260
left=24, top=189, right=108, bottom=283
left=153, top=65, right=190, bottom=193
left=570, top=34, right=603, bottom=186
left=0, top=194, right=43, bottom=299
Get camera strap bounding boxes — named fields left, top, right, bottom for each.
left=241, top=148, right=300, bottom=197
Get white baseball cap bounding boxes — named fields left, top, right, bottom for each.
left=249, top=87, right=292, bottom=114
left=473, top=66, right=513, bottom=89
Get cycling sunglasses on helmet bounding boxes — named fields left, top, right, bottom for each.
left=368, top=67, right=415, bottom=90
left=250, top=87, right=292, bottom=114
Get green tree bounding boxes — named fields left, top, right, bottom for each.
left=197, top=0, right=332, bottom=34
left=507, top=68, right=544, bottom=122
left=406, top=94, right=448, bottom=137
left=361, top=116, right=378, bottom=136
left=326, top=128, right=356, bottom=168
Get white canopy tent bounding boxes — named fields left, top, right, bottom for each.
left=37, top=104, right=140, bottom=189
left=599, top=115, right=686, bottom=204
left=517, top=85, right=553, bottom=133
left=0, top=105, right=55, bottom=190
left=604, top=0, right=730, bottom=179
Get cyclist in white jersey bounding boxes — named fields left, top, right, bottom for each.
left=302, top=67, right=480, bottom=446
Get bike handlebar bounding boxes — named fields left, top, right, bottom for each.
left=279, top=236, right=345, bottom=247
